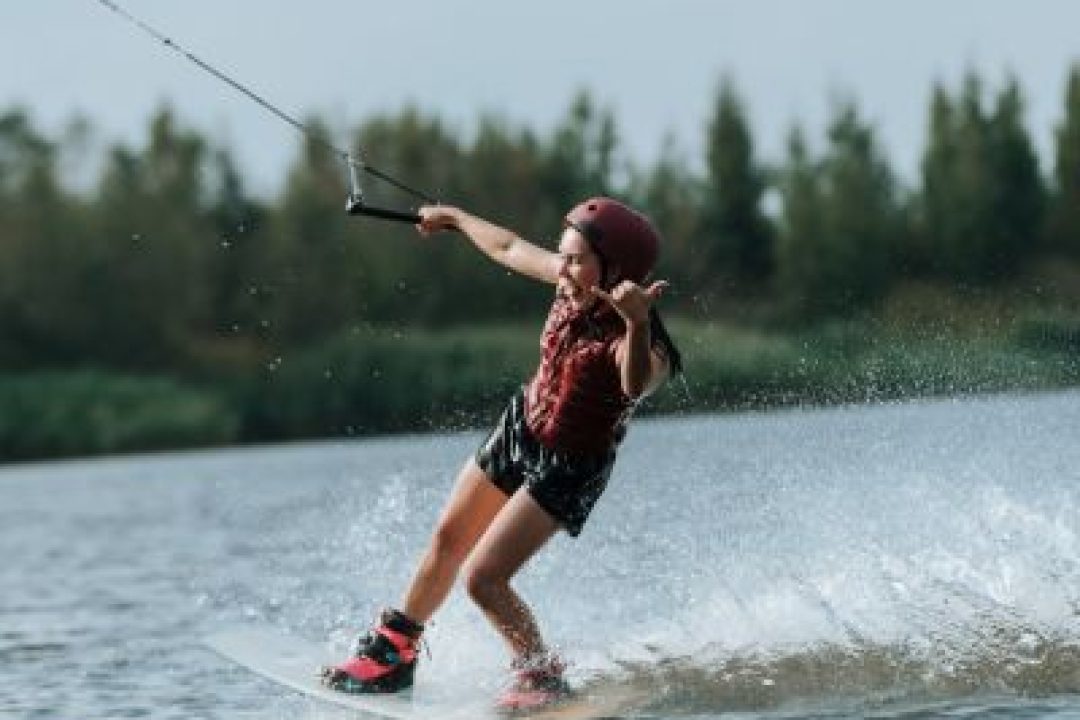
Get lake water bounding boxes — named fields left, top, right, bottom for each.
left=4, top=390, right=1080, bottom=719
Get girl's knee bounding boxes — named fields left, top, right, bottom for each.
left=463, top=562, right=505, bottom=603
left=429, top=521, right=472, bottom=566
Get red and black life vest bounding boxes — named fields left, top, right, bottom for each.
left=524, top=296, right=633, bottom=456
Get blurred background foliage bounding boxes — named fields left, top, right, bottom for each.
left=2, top=66, right=1079, bottom=461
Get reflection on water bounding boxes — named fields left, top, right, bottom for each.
left=2, top=390, right=1080, bottom=719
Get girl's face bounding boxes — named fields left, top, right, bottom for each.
left=556, top=226, right=604, bottom=310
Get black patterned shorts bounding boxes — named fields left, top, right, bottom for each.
left=475, top=389, right=616, bottom=537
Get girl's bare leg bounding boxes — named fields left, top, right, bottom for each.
left=399, top=458, right=508, bottom=624
left=461, top=488, right=560, bottom=661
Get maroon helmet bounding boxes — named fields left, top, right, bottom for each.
left=564, top=197, right=660, bottom=286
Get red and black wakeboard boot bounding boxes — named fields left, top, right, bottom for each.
left=321, top=608, right=424, bottom=694
left=495, top=654, right=572, bottom=713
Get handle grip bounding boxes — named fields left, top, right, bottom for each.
left=346, top=196, right=420, bottom=224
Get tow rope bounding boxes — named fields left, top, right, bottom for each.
left=92, top=0, right=429, bottom=223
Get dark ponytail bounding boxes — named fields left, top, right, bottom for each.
left=648, top=307, right=683, bottom=376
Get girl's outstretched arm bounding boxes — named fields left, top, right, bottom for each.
left=417, top=205, right=559, bottom=285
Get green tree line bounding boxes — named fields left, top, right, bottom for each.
left=2, top=67, right=1080, bottom=460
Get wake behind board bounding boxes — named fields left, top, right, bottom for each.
left=205, top=627, right=644, bottom=720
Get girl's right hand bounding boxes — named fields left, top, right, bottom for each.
left=417, top=205, right=461, bottom=236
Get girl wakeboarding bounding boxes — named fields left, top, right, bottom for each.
left=322, top=197, right=682, bottom=712
left=84, top=2, right=680, bottom=712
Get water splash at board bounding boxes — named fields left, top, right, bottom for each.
left=202, top=391, right=1080, bottom=717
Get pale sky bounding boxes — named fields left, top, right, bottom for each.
left=4, top=1, right=1078, bottom=196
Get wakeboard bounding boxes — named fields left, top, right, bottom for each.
left=205, top=626, right=644, bottom=720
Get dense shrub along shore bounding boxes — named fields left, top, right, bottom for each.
left=3, top=310, right=1077, bottom=463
